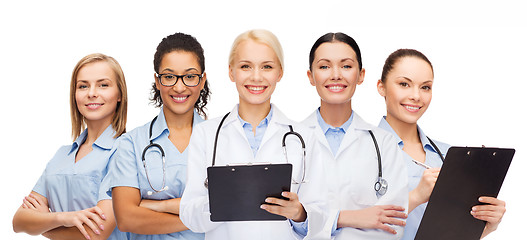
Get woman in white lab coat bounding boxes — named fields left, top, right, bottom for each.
left=180, top=29, right=328, bottom=240
left=302, top=32, right=408, bottom=239
left=376, top=48, right=506, bottom=239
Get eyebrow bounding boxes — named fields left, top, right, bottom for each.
left=397, top=76, right=433, bottom=84
left=316, top=58, right=355, bottom=63
left=77, top=78, right=111, bottom=83
left=160, top=67, right=199, bottom=73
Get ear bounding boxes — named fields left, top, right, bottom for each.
left=229, top=65, right=235, bottom=82
left=276, top=68, right=283, bottom=83
left=307, top=69, right=315, bottom=86
left=377, top=79, right=386, bottom=97
left=357, top=68, right=366, bottom=86
left=154, top=73, right=160, bottom=90
left=200, top=72, right=207, bottom=90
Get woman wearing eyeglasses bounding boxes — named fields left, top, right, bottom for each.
left=12, top=53, right=128, bottom=240
left=376, top=48, right=506, bottom=239
left=106, top=32, right=209, bottom=240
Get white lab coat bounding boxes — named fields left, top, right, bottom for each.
left=180, top=104, right=329, bottom=240
left=303, top=111, right=408, bottom=239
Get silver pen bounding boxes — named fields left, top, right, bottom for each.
left=412, top=159, right=432, bottom=169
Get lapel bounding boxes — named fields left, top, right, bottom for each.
left=304, top=110, right=332, bottom=155
left=260, top=104, right=294, bottom=149
left=335, top=112, right=374, bottom=159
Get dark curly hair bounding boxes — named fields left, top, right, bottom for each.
left=150, top=32, right=210, bottom=119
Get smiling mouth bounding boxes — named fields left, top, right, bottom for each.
left=246, top=85, right=267, bottom=93
left=402, top=104, right=421, bottom=112
left=86, top=103, right=103, bottom=109
left=326, top=85, right=346, bottom=92
left=171, top=95, right=189, bottom=103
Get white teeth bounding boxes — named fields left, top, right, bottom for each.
left=172, top=96, right=187, bottom=101
left=87, top=103, right=101, bottom=106
left=248, top=86, right=265, bottom=91
left=328, top=86, right=344, bottom=91
left=404, top=105, right=420, bottom=110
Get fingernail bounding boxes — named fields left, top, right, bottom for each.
left=260, top=205, right=266, bottom=209
left=100, top=224, right=105, bottom=230
left=95, top=230, right=100, bottom=234
left=282, top=192, right=288, bottom=197
left=101, top=214, right=106, bottom=220
left=265, top=198, right=271, bottom=203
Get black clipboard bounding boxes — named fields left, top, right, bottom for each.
left=415, top=147, right=515, bottom=240
left=207, top=163, right=292, bottom=221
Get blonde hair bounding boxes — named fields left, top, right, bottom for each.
left=70, top=53, right=128, bottom=140
left=228, top=29, right=284, bottom=69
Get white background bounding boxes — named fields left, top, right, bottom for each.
left=1, top=0, right=525, bottom=239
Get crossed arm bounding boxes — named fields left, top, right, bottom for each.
left=12, top=191, right=116, bottom=240
left=111, top=186, right=188, bottom=235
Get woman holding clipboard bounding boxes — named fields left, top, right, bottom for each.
left=180, top=29, right=327, bottom=240
left=376, top=48, right=506, bottom=239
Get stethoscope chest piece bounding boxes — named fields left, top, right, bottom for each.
left=374, top=177, right=388, bottom=196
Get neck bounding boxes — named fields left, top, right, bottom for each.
left=385, top=114, right=420, bottom=144
left=163, top=107, right=194, bottom=130
left=238, top=100, right=271, bottom=130
left=84, top=118, right=112, bottom=144
left=319, top=100, right=352, bottom=127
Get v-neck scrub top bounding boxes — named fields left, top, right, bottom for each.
left=106, top=108, right=204, bottom=240
left=32, top=124, right=127, bottom=240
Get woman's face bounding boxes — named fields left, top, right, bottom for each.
left=75, top=61, right=121, bottom=125
left=308, top=42, right=365, bottom=106
left=155, top=50, right=206, bottom=117
left=378, top=56, right=434, bottom=125
left=229, top=39, right=283, bottom=107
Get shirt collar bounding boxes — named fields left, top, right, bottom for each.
left=378, top=116, right=404, bottom=147
left=69, top=124, right=117, bottom=154
left=315, top=108, right=354, bottom=134
left=237, top=104, right=274, bottom=127
left=150, top=107, right=205, bottom=141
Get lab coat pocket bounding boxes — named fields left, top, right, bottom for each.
left=349, top=189, right=378, bottom=209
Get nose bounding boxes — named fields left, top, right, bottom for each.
left=409, top=86, right=420, bottom=101
left=172, top=76, right=187, bottom=92
left=331, top=67, right=342, bottom=80
left=252, top=68, right=263, bottom=82
left=88, top=85, right=98, bottom=98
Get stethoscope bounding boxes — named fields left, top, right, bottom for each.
left=370, top=130, right=444, bottom=196
left=142, top=116, right=169, bottom=195
left=204, top=112, right=307, bottom=188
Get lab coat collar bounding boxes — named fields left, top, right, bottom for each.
left=149, top=107, right=204, bottom=142
left=69, top=124, right=117, bottom=155
left=223, top=103, right=295, bottom=128
left=304, top=109, right=375, bottom=158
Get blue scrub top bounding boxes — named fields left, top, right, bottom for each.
left=32, top=124, right=128, bottom=240
left=378, top=117, right=450, bottom=240
left=107, top=108, right=204, bottom=240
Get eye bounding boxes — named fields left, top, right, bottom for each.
left=240, top=64, right=250, bottom=69
left=77, top=84, right=88, bottom=89
left=319, top=65, right=329, bottom=70
left=343, top=65, right=352, bottom=69
left=422, top=85, right=431, bottom=91
left=185, top=74, right=197, bottom=80
left=163, top=74, right=175, bottom=80
left=399, top=82, right=409, bottom=87
left=263, top=65, right=273, bottom=69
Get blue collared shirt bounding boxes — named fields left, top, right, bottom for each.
left=33, top=125, right=127, bottom=240
left=316, top=108, right=353, bottom=156
left=106, top=108, right=204, bottom=240
left=378, top=116, right=450, bottom=240
left=238, top=106, right=273, bottom=157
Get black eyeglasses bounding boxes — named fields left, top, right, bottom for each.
left=155, top=73, right=203, bottom=87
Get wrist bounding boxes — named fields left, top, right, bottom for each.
left=409, top=189, right=427, bottom=206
